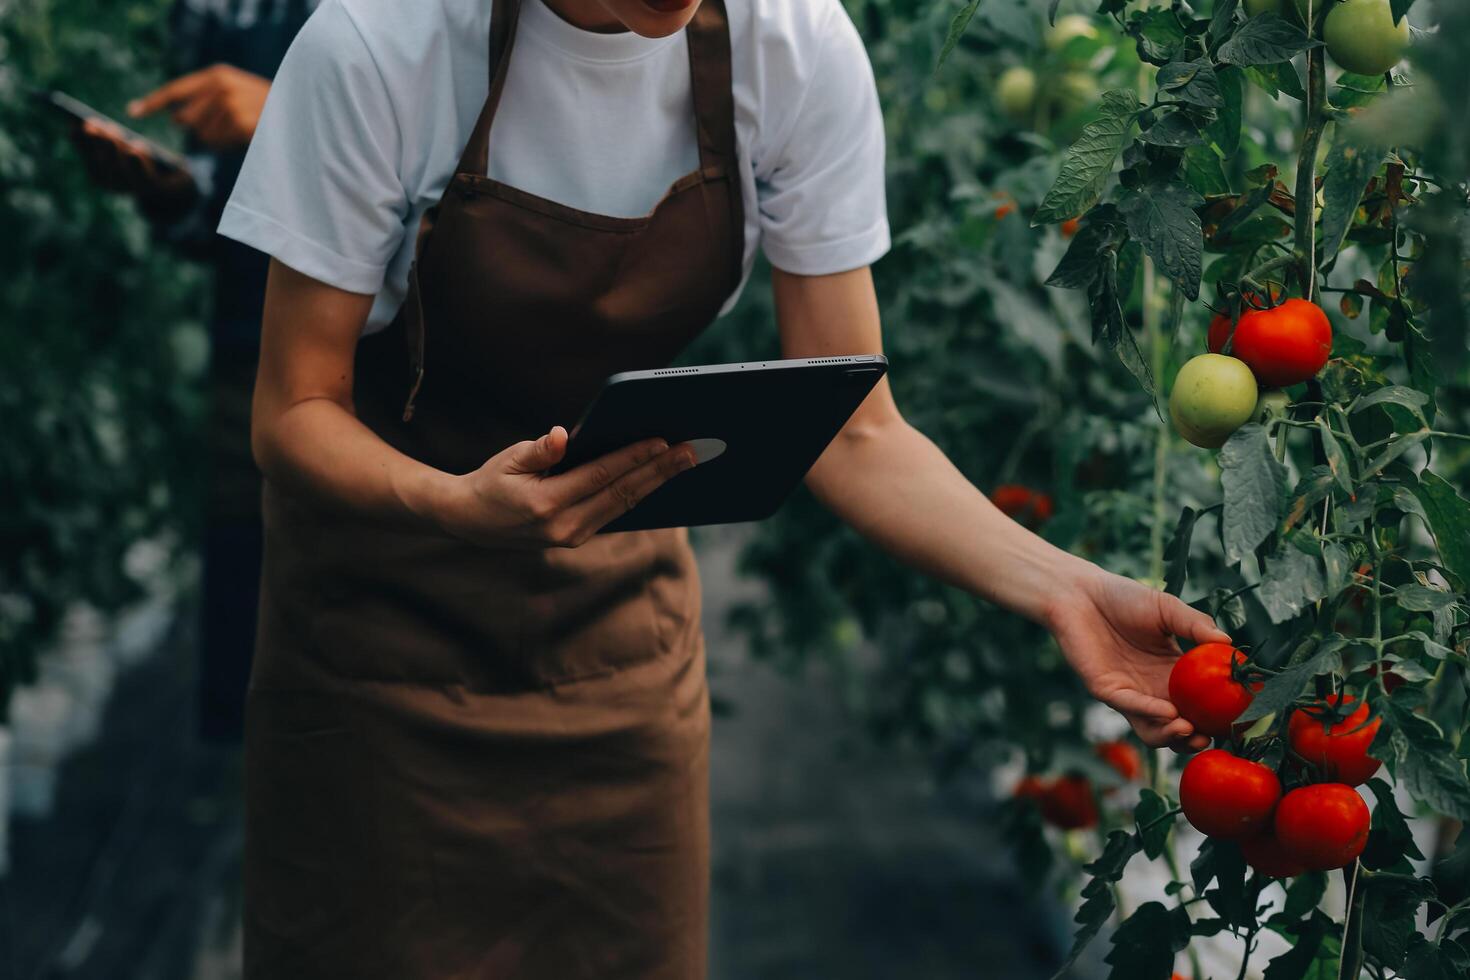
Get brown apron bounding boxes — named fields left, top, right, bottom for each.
left=243, top=1, right=744, bottom=976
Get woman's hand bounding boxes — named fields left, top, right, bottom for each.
left=438, top=427, right=698, bottom=549
left=1044, top=569, right=1231, bottom=753
left=128, top=64, right=270, bottom=150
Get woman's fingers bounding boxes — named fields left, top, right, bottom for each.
left=561, top=444, right=697, bottom=534
left=1105, top=688, right=1178, bottom=723
left=128, top=68, right=215, bottom=118
left=503, top=427, right=570, bottom=474
left=540, top=437, right=672, bottom=504
left=1159, top=592, right=1232, bottom=646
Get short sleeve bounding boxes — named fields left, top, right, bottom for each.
left=754, top=4, right=889, bottom=276
left=217, top=0, right=408, bottom=295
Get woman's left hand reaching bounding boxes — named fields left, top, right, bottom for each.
left=1044, top=568, right=1231, bottom=753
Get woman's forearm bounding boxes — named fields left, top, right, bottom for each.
left=253, top=393, right=458, bottom=532
left=805, top=415, right=1092, bottom=626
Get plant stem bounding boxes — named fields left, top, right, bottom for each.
left=1295, top=47, right=1328, bottom=302
left=1148, top=271, right=1169, bottom=586
left=1338, top=861, right=1366, bottom=980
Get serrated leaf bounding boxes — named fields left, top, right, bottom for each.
left=1220, top=424, right=1288, bottom=565
left=1410, top=471, right=1470, bottom=590
left=1218, top=13, right=1319, bottom=66
left=1035, top=90, right=1139, bottom=226
left=1159, top=58, right=1225, bottom=108
left=1104, top=902, right=1189, bottom=979
left=1362, top=778, right=1427, bottom=870
left=1135, top=789, right=1172, bottom=859
left=1263, top=910, right=1331, bottom=980
left=1052, top=831, right=1141, bottom=979
left=1258, top=546, right=1329, bottom=623
left=1046, top=207, right=1126, bottom=289
left=1363, top=874, right=1437, bottom=969
left=1163, top=506, right=1199, bottom=597
left=1381, top=699, right=1470, bottom=821
left=1136, top=109, right=1206, bottom=148
left=1237, top=638, right=1345, bottom=724
left=1320, top=132, right=1389, bottom=265
left=937, top=0, right=983, bottom=69
left=1184, top=144, right=1232, bottom=196
left=1119, top=183, right=1204, bottom=299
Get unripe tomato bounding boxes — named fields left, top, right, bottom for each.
left=1324, top=0, right=1410, bottom=76
left=1050, top=71, right=1098, bottom=118
left=1046, top=14, right=1099, bottom=51
left=996, top=66, right=1038, bottom=120
left=1231, top=299, right=1332, bottom=387
left=1061, top=217, right=1081, bottom=238
left=1274, top=784, right=1371, bottom=870
left=1096, top=741, right=1142, bottom=782
left=1169, top=643, right=1255, bottom=738
left=991, top=484, right=1053, bottom=529
left=1180, top=750, right=1282, bottom=839
left=1288, top=695, right=1383, bottom=786
left=1253, top=390, right=1292, bottom=425
left=1169, top=354, right=1260, bottom=449
left=1039, top=775, right=1099, bottom=830
left=1240, top=833, right=1307, bottom=879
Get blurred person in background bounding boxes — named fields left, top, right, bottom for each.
left=68, top=0, right=318, bottom=742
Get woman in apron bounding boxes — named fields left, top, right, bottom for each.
left=220, top=0, right=1230, bottom=975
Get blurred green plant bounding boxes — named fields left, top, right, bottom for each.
left=0, top=0, right=208, bottom=720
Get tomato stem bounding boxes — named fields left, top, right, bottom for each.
left=1295, top=47, right=1328, bottom=303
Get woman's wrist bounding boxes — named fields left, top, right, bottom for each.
left=394, top=463, right=467, bottom=537
left=980, top=532, right=1098, bottom=629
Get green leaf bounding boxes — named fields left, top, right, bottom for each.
left=1362, top=778, right=1427, bottom=871
left=1220, top=424, right=1289, bottom=565
left=1363, top=873, right=1437, bottom=969
left=1136, top=109, right=1206, bottom=148
left=1052, top=831, right=1141, bottom=979
left=1104, top=902, right=1189, bottom=980
left=1403, top=934, right=1470, bottom=980
left=1390, top=0, right=1416, bottom=25
left=1183, top=144, right=1232, bottom=196
left=1135, top=789, right=1173, bottom=859
left=1258, top=546, right=1329, bottom=623
left=1284, top=872, right=1328, bottom=920
left=1245, top=62, right=1307, bottom=101
left=1410, top=471, right=1470, bottom=590
left=1316, top=418, right=1354, bottom=496
left=1207, top=66, right=1245, bottom=155
left=1354, top=385, right=1431, bottom=425
left=1046, top=206, right=1126, bottom=289
left=1130, top=9, right=1189, bottom=65
left=1363, top=430, right=1429, bottom=480
left=1263, top=910, right=1331, bottom=980
left=1034, top=90, right=1139, bottom=226
left=1218, top=13, right=1319, bottom=66
left=1320, top=131, right=1389, bottom=266
left=1380, top=699, right=1470, bottom=821
left=1209, top=0, right=1241, bottom=42
left=1332, top=71, right=1388, bottom=110
left=1395, top=583, right=1458, bottom=614
left=1163, top=506, right=1199, bottom=597
left=1236, top=638, right=1345, bottom=724
left=1119, top=183, right=1205, bottom=300
left=1158, top=58, right=1225, bottom=108
left=937, top=0, right=983, bottom=69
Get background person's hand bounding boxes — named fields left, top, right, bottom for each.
left=128, top=64, right=269, bottom=150
left=69, top=118, right=199, bottom=220
left=1045, top=568, right=1232, bottom=753
left=438, top=426, right=698, bottom=549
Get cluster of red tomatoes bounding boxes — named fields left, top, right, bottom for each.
left=1171, top=643, right=1377, bottom=877
left=1015, top=740, right=1143, bottom=830
left=1169, top=296, right=1333, bottom=449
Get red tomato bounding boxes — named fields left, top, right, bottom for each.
left=1096, top=741, right=1142, bottom=782
left=1274, top=784, right=1371, bottom=871
left=1288, top=695, right=1383, bottom=786
left=1014, top=775, right=1047, bottom=802
left=1231, top=299, right=1333, bottom=387
left=1061, top=217, right=1081, bottom=238
left=991, top=484, right=1054, bottom=529
left=995, top=202, right=1016, bottom=221
left=1206, top=290, right=1282, bottom=355
left=1039, top=775, right=1099, bottom=830
left=1179, top=749, right=1281, bottom=839
left=1240, top=832, right=1307, bottom=879
left=1168, top=643, right=1254, bottom=738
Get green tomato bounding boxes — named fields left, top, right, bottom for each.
left=1324, top=0, right=1410, bottom=76
left=1046, top=15, right=1099, bottom=51
left=996, top=66, right=1038, bottom=120
left=1049, top=71, right=1098, bottom=117
left=1253, top=390, right=1292, bottom=425
left=1169, top=354, right=1260, bottom=449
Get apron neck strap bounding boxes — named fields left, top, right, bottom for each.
left=685, top=0, right=737, bottom=173
left=455, top=0, right=738, bottom=178
left=456, top=0, right=524, bottom=177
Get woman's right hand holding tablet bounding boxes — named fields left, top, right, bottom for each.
left=438, top=428, right=697, bottom=549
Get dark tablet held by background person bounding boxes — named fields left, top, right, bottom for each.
left=554, top=355, right=888, bottom=532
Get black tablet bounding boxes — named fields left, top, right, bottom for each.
left=556, top=355, right=888, bottom=533
left=33, top=89, right=192, bottom=174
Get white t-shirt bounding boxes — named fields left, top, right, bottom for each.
left=218, top=0, right=890, bottom=334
